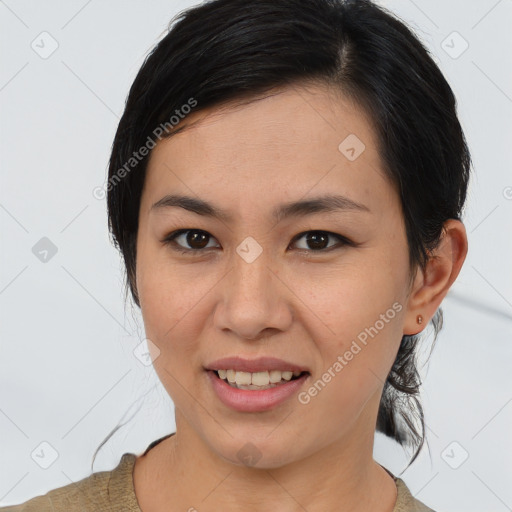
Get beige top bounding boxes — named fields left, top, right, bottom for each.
left=1, top=434, right=436, bottom=511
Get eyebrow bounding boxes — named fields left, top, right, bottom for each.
left=150, top=193, right=370, bottom=222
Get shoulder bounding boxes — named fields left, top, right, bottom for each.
left=394, top=476, right=437, bottom=512
left=0, top=453, right=139, bottom=512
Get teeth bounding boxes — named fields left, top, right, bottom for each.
left=216, top=369, right=303, bottom=388
left=269, top=370, right=282, bottom=383
left=235, top=371, right=252, bottom=386
left=251, top=371, right=270, bottom=386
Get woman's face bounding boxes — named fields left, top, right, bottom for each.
left=136, top=83, right=417, bottom=468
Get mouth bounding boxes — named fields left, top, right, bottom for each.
left=205, top=366, right=311, bottom=412
left=212, top=368, right=309, bottom=390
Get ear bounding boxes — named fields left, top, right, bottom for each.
left=403, top=219, right=468, bottom=335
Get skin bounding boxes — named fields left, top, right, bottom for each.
left=132, top=82, right=468, bottom=512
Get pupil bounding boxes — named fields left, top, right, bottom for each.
left=188, top=230, right=209, bottom=249
left=307, top=232, right=328, bottom=250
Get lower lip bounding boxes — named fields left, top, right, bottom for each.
left=206, top=370, right=309, bottom=412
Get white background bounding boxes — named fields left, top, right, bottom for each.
left=0, top=0, right=511, bottom=510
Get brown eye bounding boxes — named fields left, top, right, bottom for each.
left=162, top=229, right=352, bottom=255
left=291, top=231, right=351, bottom=252
left=183, top=230, right=210, bottom=249
left=163, top=229, right=220, bottom=253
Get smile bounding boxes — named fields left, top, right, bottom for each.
left=206, top=369, right=310, bottom=412
left=216, top=369, right=304, bottom=390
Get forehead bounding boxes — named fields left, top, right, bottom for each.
left=142, top=83, right=396, bottom=218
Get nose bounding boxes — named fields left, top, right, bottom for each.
left=214, top=248, right=293, bottom=341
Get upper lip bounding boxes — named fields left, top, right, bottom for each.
left=205, top=356, right=310, bottom=374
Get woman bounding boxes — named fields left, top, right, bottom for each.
left=1, top=0, right=469, bottom=510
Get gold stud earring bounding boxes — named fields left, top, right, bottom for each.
left=416, top=314, right=423, bottom=325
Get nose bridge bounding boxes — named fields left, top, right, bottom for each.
left=215, top=235, right=292, bottom=339
left=231, top=238, right=274, bottom=302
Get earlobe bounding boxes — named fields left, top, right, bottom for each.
left=403, top=219, right=468, bottom=335
left=403, top=266, right=428, bottom=335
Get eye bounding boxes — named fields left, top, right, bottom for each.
left=161, top=229, right=353, bottom=255
left=162, top=229, right=220, bottom=254
left=289, top=230, right=351, bottom=252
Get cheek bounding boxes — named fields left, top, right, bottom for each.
left=136, top=250, right=216, bottom=368
left=303, top=259, right=401, bottom=335
left=137, top=237, right=186, bottom=325
left=300, top=259, right=405, bottom=400
left=137, top=261, right=205, bottom=405
left=136, top=243, right=184, bottom=350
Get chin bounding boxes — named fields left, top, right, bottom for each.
left=207, top=428, right=306, bottom=470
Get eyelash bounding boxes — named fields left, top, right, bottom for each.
left=161, top=229, right=354, bottom=255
